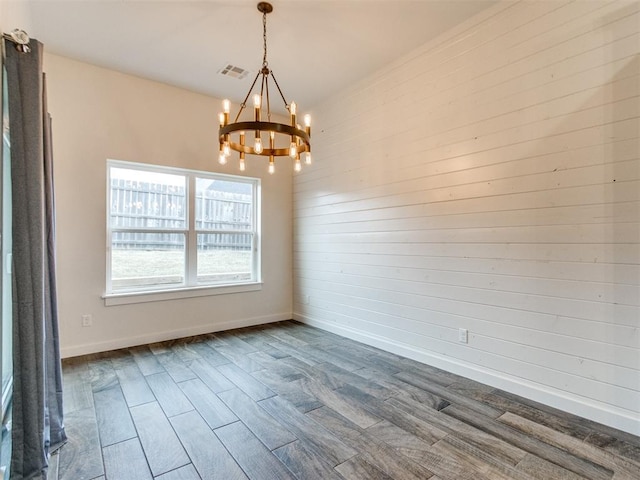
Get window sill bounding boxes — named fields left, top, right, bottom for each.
left=102, top=282, right=263, bottom=306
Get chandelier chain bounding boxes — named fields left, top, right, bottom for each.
left=262, top=11, right=268, bottom=67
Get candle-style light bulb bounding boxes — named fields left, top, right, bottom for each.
left=289, top=142, right=297, bottom=158
left=294, top=158, right=302, bottom=172
left=268, top=132, right=275, bottom=169
left=218, top=143, right=227, bottom=165
left=290, top=102, right=297, bottom=115
left=223, top=99, right=230, bottom=113
left=223, top=141, right=231, bottom=157
left=304, top=152, right=312, bottom=165
left=253, top=95, right=262, bottom=151
left=304, top=114, right=311, bottom=127
left=239, top=158, right=246, bottom=171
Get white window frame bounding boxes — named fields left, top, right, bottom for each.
left=104, top=160, right=261, bottom=306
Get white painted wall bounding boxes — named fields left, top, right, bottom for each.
left=44, top=54, right=293, bottom=358
left=294, top=0, right=640, bottom=435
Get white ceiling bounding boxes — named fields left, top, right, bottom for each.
left=4, top=1, right=497, bottom=109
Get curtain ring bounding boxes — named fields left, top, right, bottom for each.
left=8, top=29, right=31, bottom=53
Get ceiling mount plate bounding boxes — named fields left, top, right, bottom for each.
left=257, top=2, right=273, bottom=14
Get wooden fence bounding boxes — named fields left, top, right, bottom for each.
left=110, top=179, right=253, bottom=251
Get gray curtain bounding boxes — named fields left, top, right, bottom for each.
left=4, top=38, right=66, bottom=479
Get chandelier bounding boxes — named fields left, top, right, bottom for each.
left=218, top=2, right=311, bottom=174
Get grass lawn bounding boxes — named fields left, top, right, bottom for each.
left=112, top=249, right=252, bottom=285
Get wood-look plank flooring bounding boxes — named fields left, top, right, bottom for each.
left=57, top=320, right=640, bottom=480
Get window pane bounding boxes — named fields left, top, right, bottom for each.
left=195, top=178, right=253, bottom=231
left=111, top=232, right=185, bottom=290
left=197, top=233, right=253, bottom=283
left=110, top=167, right=186, bottom=229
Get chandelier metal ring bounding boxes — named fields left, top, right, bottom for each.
left=219, top=121, right=310, bottom=156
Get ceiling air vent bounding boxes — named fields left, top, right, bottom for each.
left=218, top=64, right=250, bottom=80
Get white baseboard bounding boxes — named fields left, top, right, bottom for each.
left=61, top=312, right=291, bottom=358
left=293, top=312, right=640, bottom=437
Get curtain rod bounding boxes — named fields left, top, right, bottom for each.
left=3, top=29, right=31, bottom=53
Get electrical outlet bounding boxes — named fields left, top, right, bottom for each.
left=303, top=295, right=310, bottom=305
left=458, top=328, right=468, bottom=344
left=81, top=314, right=93, bottom=327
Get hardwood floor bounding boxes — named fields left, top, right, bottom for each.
left=57, top=320, right=640, bottom=480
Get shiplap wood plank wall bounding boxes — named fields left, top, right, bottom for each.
left=293, top=0, right=640, bottom=435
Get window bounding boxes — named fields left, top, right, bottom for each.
left=106, top=161, right=260, bottom=301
